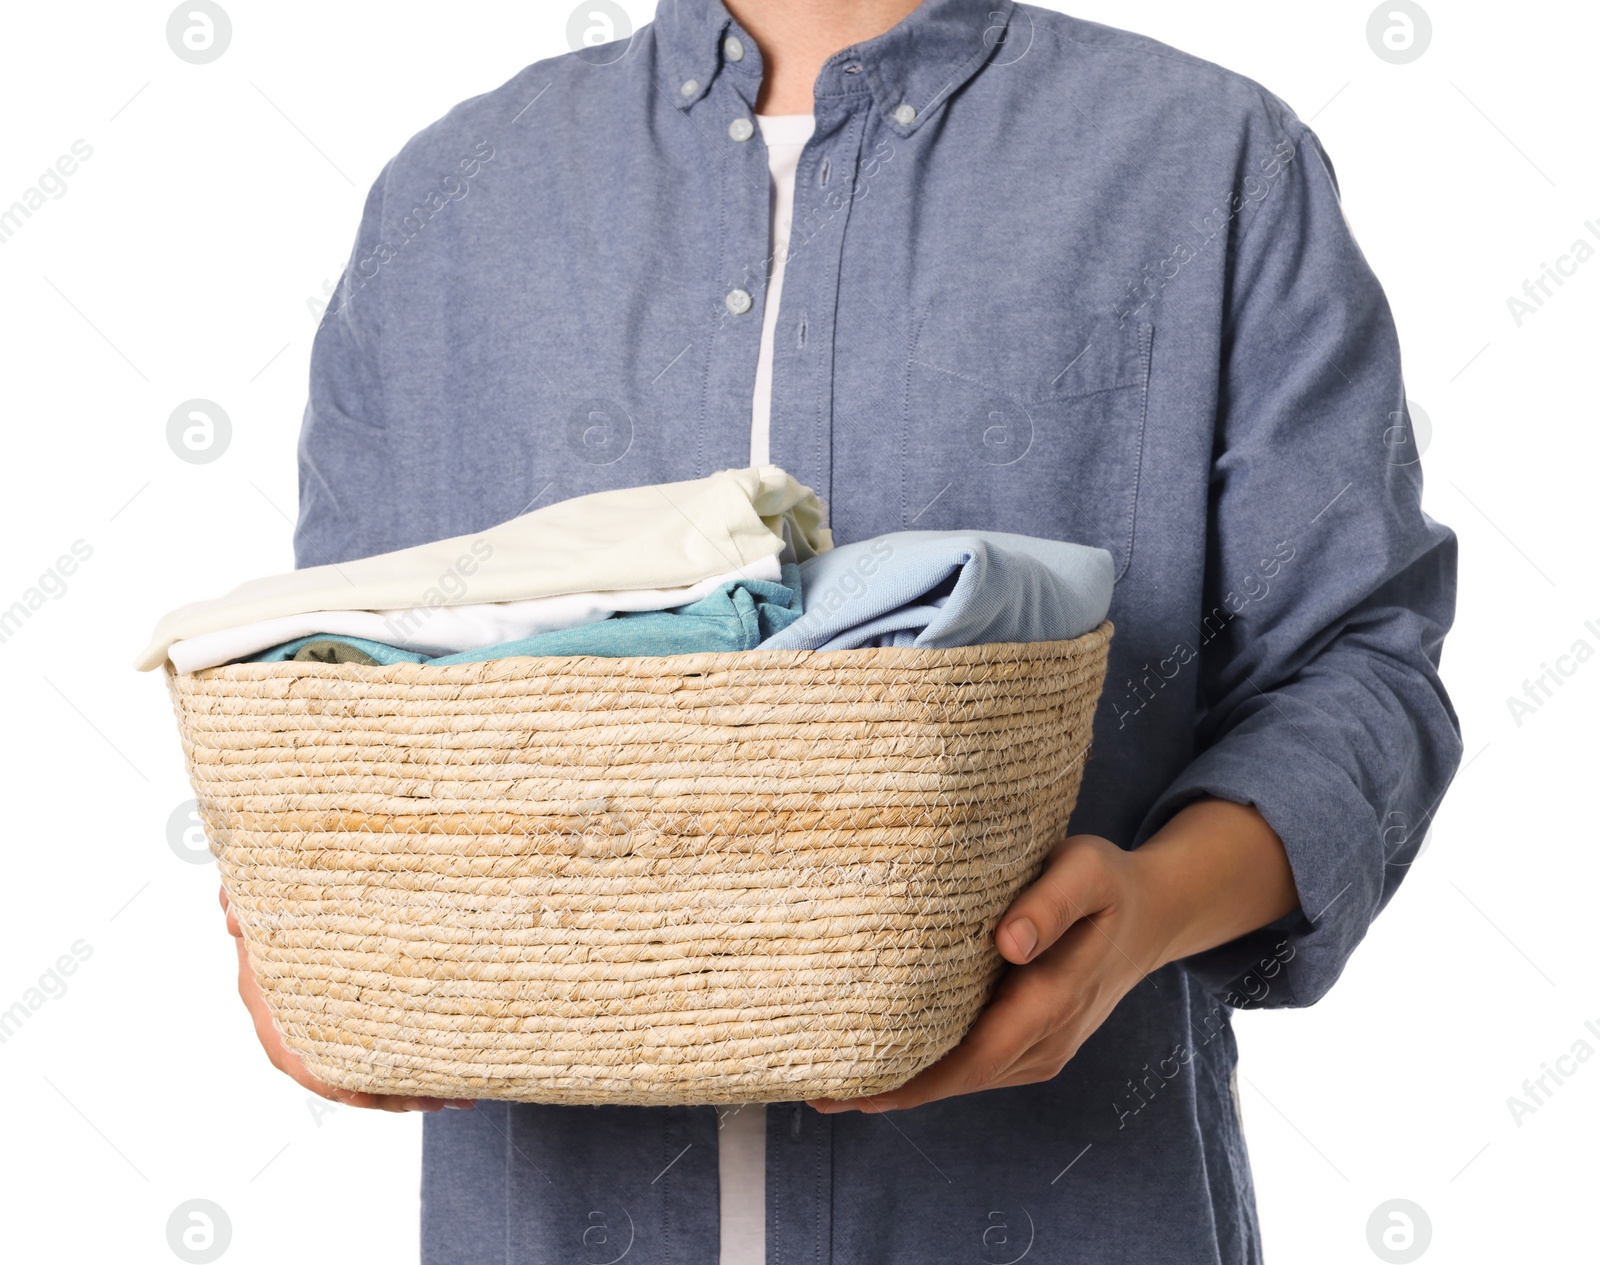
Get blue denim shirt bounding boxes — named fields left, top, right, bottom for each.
left=293, top=2, right=1462, bottom=1261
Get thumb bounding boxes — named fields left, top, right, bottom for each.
left=995, top=834, right=1118, bottom=964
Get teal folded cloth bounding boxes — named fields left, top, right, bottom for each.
left=251, top=564, right=803, bottom=666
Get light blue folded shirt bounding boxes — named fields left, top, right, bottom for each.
left=758, top=531, right=1114, bottom=652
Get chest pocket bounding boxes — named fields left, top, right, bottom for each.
left=899, top=295, right=1153, bottom=582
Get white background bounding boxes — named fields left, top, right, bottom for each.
left=0, top=1, right=1594, bottom=1261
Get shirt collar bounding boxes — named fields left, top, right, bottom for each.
left=652, top=0, right=1015, bottom=134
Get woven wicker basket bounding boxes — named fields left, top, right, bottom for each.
left=167, top=624, right=1111, bottom=1106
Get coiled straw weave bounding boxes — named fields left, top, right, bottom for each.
left=167, top=624, right=1112, bottom=1105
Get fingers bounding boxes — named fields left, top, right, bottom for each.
left=289, top=1059, right=476, bottom=1113
left=850, top=1001, right=1035, bottom=1111
left=811, top=918, right=1110, bottom=1114
left=995, top=834, right=1119, bottom=965
left=233, top=931, right=256, bottom=990
left=232, top=933, right=471, bottom=1112
left=310, top=1074, right=473, bottom=1113
left=303, top=1071, right=477, bottom=1113
left=320, top=1089, right=475, bottom=1113
left=813, top=951, right=1066, bottom=1114
left=808, top=839, right=1153, bottom=1116
left=219, top=884, right=242, bottom=937
left=280, top=1064, right=468, bottom=1113
left=810, top=1011, right=1025, bottom=1115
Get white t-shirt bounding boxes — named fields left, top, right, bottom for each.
left=719, top=1102, right=767, bottom=1265
left=748, top=113, right=816, bottom=466
left=722, top=110, right=816, bottom=1265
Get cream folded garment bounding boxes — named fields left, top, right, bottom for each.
left=163, top=558, right=782, bottom=673
left=137, top=466, right=830, bottom=672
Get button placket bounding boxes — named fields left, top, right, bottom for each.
left=767, top=1105, right=833, bottom=1265
left=693, top=72, right=779, bottom=470
left=764, top=105, right=869, bottom=508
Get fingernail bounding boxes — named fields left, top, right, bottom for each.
left=447, top=1101, right=476, bottom=1110
left=1007, top=917, right=1038, bottom=959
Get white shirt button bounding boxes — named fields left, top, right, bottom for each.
left=893, top=103, right=916, bottom=125
left=728, top=117, right=754, bottom=142
left=724, top=35, right=745, bottom=62
left=725, top=288, right=753, bottom=315
left=680, top=78, right=700, bottom=97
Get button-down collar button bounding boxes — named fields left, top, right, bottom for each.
left=892, top=103, right=917, bottom=125
left=680, top=78, right=700, bottom=97
left=724, top=35, right=745, bottom=62
left=729, top=117, right=754, bottom=142
left=725, top=288, right=754, bottom=315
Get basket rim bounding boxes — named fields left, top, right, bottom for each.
left=166, top=620, right=1113, bottom=684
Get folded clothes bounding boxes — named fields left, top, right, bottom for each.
left=252, top=566, right=804, bottom=665
left=164, top=557, right=781, bottom=674
left=255, top=532, right=1110, bottom=667
left=136, top=466, right=829, bottom=672
left=758, top=531, right=1113, bottom=652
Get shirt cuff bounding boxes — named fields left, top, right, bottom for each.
left=1132, top=726, right=1383, bottom=1008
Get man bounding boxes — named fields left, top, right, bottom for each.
left=226, top=1, right=1461, bottom=1260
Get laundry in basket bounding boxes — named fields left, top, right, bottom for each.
left=142, top=467, right=1115, bottom=1106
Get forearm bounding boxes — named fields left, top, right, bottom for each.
left=1133, top=798, right=1300, bottom=970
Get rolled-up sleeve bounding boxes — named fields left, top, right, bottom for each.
left=294, top=163, right=395, bottom=570
left=1134, top=117, right=1463, bottom=1008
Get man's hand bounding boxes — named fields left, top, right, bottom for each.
left=220, top=885, right=474, bottom=1113
left=807, top=799, right=1299, bottom=1113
